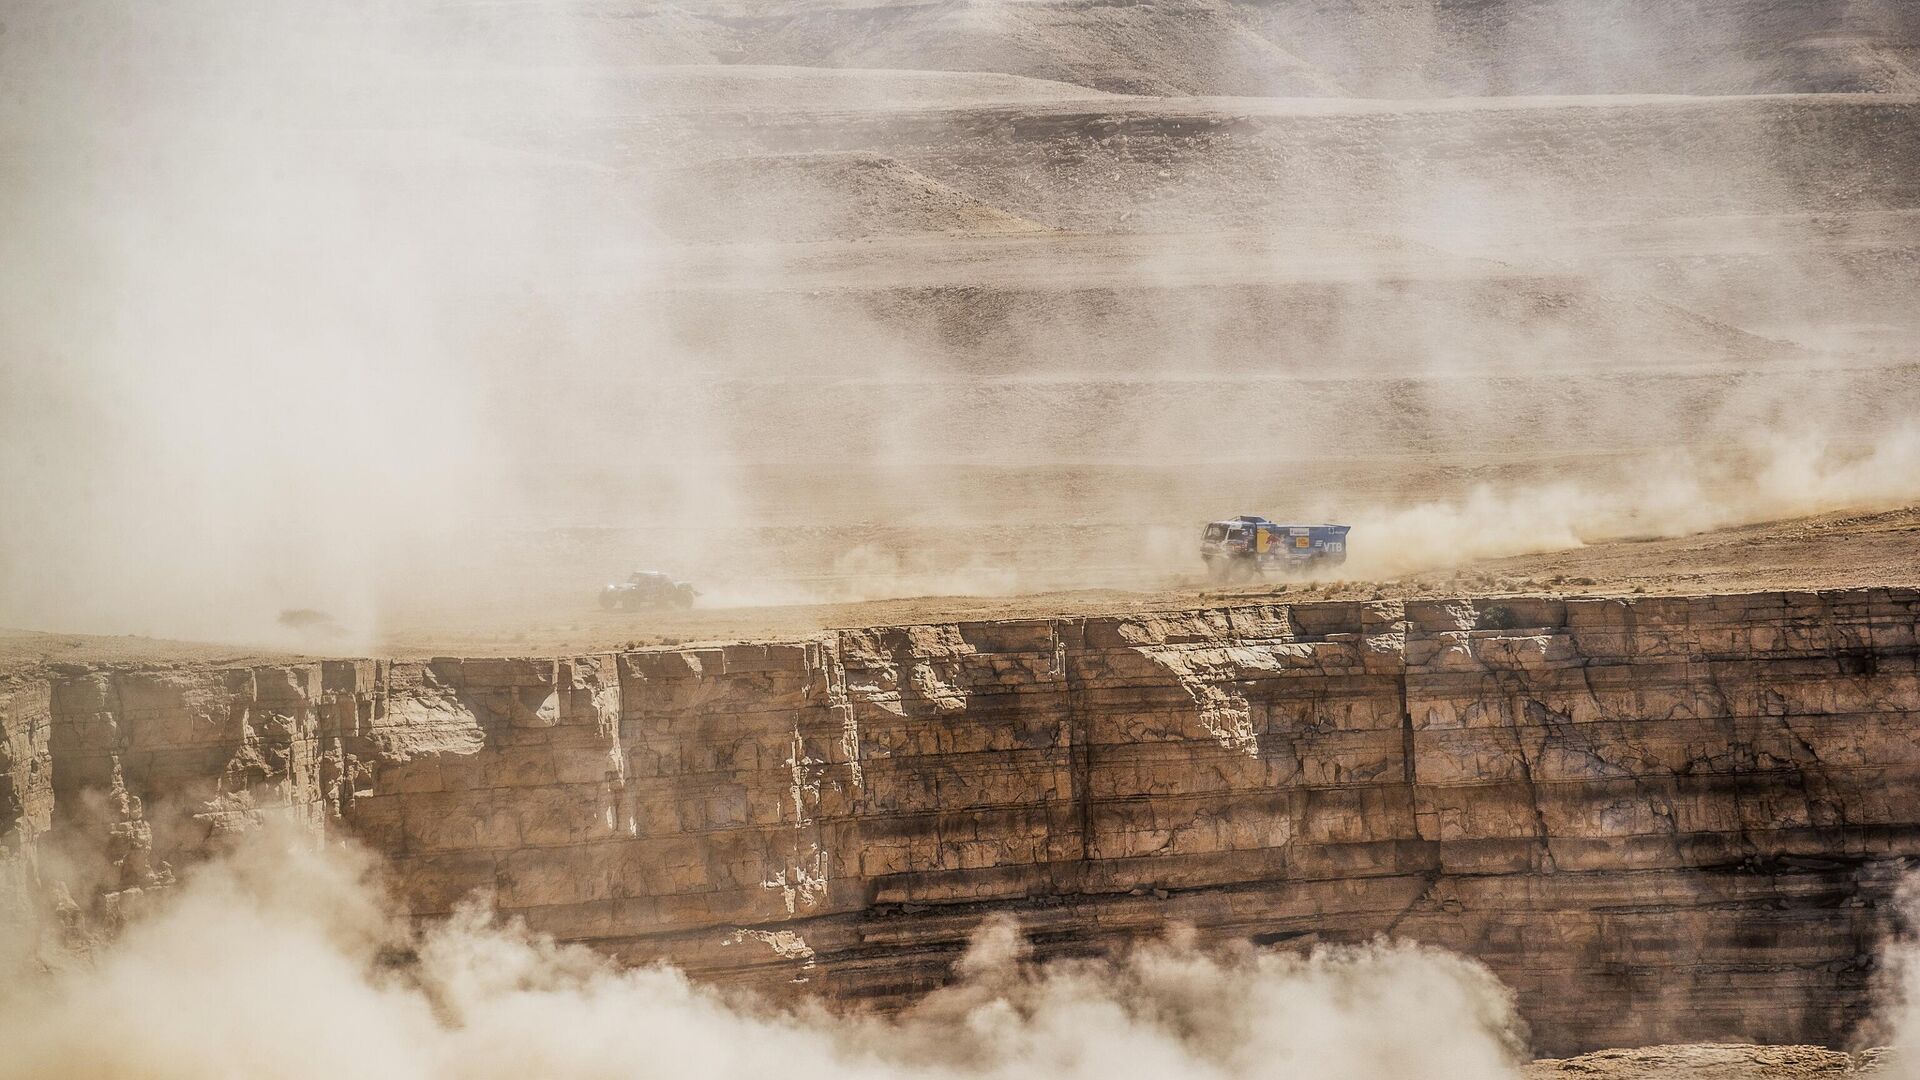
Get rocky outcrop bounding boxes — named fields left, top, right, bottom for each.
left=4, top=590, right=1919, bottom=1053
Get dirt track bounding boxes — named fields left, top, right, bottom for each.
left=7, top=503, right=1914, bottom=669
left=375, top=502, right=1920, bottom=655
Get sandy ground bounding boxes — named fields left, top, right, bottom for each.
left=1525, top=1044, right=1889, bottom=1079
left=7, top=502, right=1914, bottom=669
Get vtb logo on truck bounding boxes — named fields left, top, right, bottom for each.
left=1200, top=516, right=1350, bottom=582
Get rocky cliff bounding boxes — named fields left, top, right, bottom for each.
left=5, top=589, right=1918, bottom=1054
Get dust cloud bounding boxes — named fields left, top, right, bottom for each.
left=0, top=1, right=562, bottom=645
left=1341, top=425, right=1920, bottom=580
left=2, top=1, right=1917, bottom=646
left=0, top=831, right=1527, bottom=1080
left=1856, top=876, right=1920, bottom=1076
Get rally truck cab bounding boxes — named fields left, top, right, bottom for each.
left=1201, top=516, right=1349, bottom=581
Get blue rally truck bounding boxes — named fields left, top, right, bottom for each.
left=1201, top=516, right=1350, bottom=581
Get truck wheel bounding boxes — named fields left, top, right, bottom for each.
left=599, top=591, right=620, bottom=611
left=673, top=585, right=695, bottom=609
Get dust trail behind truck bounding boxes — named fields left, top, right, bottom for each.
left=1200, top=516, right=1350, bottom=581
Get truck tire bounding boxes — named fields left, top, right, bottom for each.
left=599, top=591, right=621, bottom=611
left=673, top=584, right=695, bottom=609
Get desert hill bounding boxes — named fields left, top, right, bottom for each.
left=448, top=0, right=1920, bottom=97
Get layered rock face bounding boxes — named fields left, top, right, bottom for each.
left=5, top=590, right=1919, bottom=1053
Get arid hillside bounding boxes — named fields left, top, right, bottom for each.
left=7, top=1, right=1920, bottom=644
left=449, top=0, right=1920, bottom=97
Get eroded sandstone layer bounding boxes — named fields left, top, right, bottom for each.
left=5, top=590, right=1919, bottom=1053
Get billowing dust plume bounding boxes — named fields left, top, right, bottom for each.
left=1849, top=876, right=1920, bottom=1076
left=0, top=833, right=1527, bottom=1080
left=3, top=1, right=1917, bottom=644
left=1342, top=425, right=1920, bottom=580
